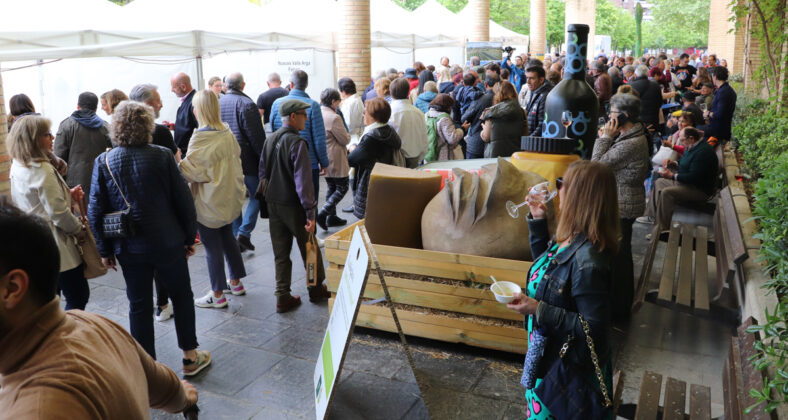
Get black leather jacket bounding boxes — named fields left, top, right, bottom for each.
left=526, top=216, right=613, bottom=379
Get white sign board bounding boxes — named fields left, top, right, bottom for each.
left=313, top=227, right=371, bottom=420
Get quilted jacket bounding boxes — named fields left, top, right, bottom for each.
left=219, top=90, right=266, bottom=176
left=88, top=145, right=197, bottom=257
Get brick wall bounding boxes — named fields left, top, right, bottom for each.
left=337, top=0, right=372, bottom=89
left=564, top=0, right=596, bottom=54
left=707, top=0, right=745, bottom=74
left=0, top=64, right=9, bottom=197
left=530, top=0, right=546, bottom=57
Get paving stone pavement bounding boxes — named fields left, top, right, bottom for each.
left=69, top=179, right=731, bottom=419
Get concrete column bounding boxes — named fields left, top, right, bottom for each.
left=0, top=64, right=9, bottom=196
left=529, top=0, right=546, bottom=59
left=468, top=0, right=490, bottom=42
left=564, top=0, right=595, bottom=55
left=337, top=0, right=371, bottom=88
left=708, top=0, right=745, bottom=75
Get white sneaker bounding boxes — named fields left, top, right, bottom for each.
left=155, top=303, right=173, bottom=322
left=194, top=292, right=228, bottom=308
left=636, top=216, right=654, bottom=224
left=223, top=281, right=246, bottom=296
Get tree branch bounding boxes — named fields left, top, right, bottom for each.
left=751, top=0, right=780, bottom=93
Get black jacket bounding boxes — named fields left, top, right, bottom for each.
left=152, top=124, right=177, bottom=155
left=526, top=216, right=613, bottom=380
left=525, top=80, right=553, bottom=137
left=347, top=125, right=402, bottom=219
left=88, top=145, right=196, bottom=257
left=482, top=99, right=525, bottom=158
left=461, top=89, right=495, bottom=159
left=706, top=82, right=737, bottom=141
left=628, top=76, right=663, bottom=128
left=174, top=90, right=198, bottom=155
left=220, top=90, right=266, bottom=176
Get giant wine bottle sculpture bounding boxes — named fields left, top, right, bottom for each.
left=542, top=24, right=599, bottom=159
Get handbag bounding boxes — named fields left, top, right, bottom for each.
left=102, top=153, right=136, bottom=238
left=305, top=232, right=319, bottom=287
left=534, top=314, right=612, bottom=420
left=76, top=196, right=108, bottom=279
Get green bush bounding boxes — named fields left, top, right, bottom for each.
left=732, top=107, right=788, bottom=176
left=746, top=151, right=788, bottom=412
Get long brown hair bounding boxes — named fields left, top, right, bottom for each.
left=493, top=80, right=517, bottom=104
left=556, top=161, right=621, bottom=253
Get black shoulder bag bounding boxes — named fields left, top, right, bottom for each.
left=101, top=153, right=136, bottom=238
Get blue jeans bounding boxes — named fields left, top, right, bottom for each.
left=117, top=246, right=198, bottom=359
left=232, top=175, right=261, bottom=239
left=58, top=264, right=89, bottom=310
left=197, top=222, right=247, bottom=292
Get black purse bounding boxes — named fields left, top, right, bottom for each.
left=534, top=314, right=612, bottom=420
left=102, top=153, right=135, bottom=239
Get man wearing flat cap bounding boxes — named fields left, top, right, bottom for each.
left=259, top=99, right=329, bottom=314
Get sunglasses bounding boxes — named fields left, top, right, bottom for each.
left=556, top=177, right=563, bottom=190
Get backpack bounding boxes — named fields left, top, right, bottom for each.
left=425, top=112, right=451, bottom=162
left=391, top=147, right=407, bottom=167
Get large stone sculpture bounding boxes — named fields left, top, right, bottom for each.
left=421, top=158, right=555, bottom=261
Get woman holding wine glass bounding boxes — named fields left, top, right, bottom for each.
left=506, top=160, right=618, bottom=419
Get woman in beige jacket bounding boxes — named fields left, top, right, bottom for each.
left=317, top=89, right=351, bottom=231
left=179, top=90, right=247, bottom=309
left=8, top=115, right=89, bottom=310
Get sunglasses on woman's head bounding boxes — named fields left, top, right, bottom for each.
left=556, top=177, right=563, bottom=190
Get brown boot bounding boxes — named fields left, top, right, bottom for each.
left=276, top=295, right=302, bottom=313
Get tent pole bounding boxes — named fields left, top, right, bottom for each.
left=196, top=55, right=204, bottom=91
left=411, top=34, right=415, bottom=65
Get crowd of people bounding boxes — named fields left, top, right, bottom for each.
left=0, top=48, right=737, bottom=417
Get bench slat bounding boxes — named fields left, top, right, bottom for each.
left=664, top=377, right=687, bottom=420
left=676, top=224, right=694, bottom=308
left=635, top=371, right=663, bottom=420
left=689, top=383, right=712, bottom=420
left=694, top=226, right=710, bottom=313
left=658, top=224, right=681, bottom=304
left=714, top=209, right=734, bottom=299
left=719, top=186, right=748, bottom=264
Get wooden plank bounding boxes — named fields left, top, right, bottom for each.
left=676, top=224, right=695, bottom=308
left=613, top=370, right=625, bottom=417
left=714, top=209, right=734, bottom=300
left=326, top=248, right=531, bottom=284
left=694, top=226, right=710, bottom=313
left=663, top=377, right=687, bottom=420
left=689, top=384, right=712, bottom=420
left=635, top=371, right=663, bottom=420
left=719, top=186, right=748, bottom=264
left=329, top=298, right=528, bottom=354
left=736, top=318, right=770, bottom=417
left=657, top=224, right=681, bottom=304
left=634, top=224, right=662, bottom=313
left=327, top=273, right=525, bottom=321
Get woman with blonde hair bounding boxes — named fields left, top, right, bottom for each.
left=480, top=80, right=527, bottom=158
left=507, top=160, right=618, bottom=420
left=9, top=115, right=89, bottom=310
left=100, top=89, right=128, bottom=116
left=180, top=90, right=248, bottom=308
left=374, top=78, right=392, bottom=102
left=88, top=101, right=209, bottom=374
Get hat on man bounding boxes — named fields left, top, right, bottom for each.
left=404, top=68, right=418, bottom=79
left=279, top=99, right=310, bottom=117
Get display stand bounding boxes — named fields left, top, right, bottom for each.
left=313, top=226, right=429, bottom=420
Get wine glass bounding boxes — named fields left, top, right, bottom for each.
left=561, top=111, right=573, bottom=138
left=505, top=181, right=558, bottom=219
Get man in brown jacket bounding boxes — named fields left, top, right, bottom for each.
left=0, top=200, right=198, bottom=419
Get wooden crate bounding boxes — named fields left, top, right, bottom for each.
left=325, top=221, right=531, bottom=354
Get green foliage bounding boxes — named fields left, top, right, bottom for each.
left=545, top=0, right=565, bottom=51
left=647, top=0, right=710, bottom=48
left=634, top=3, right=642, bottom=57
left=732, top=105, right=788, bottom=176
left=728, top=0, right=787, bottom=103
left=733, top=93, right=788, bottom=413
left=596, top=0, right=636, bottom=52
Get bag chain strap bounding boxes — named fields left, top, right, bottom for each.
left=579, top=315, right=612, bottom=408
left=104, top=153, right=131, bottom=210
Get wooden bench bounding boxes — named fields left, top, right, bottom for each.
left=633, top=186, right=748, bottom=324
left=723, top=317, right=774, bottom=419
left=628, top=371, right=712, bottom=420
